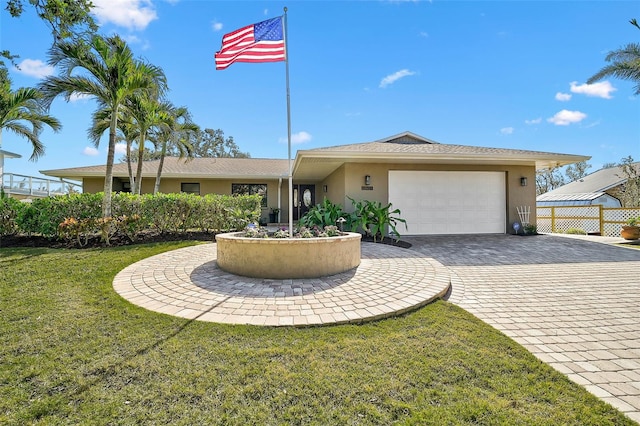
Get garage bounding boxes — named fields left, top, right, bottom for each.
left=388, top=171, right=506, bottom=235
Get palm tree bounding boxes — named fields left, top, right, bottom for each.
left=587, top=19, right=640, bottom=95
left=88, top=106, right=138, bottom=190
left=152, top=104, right=198, bottom=194
left=123, top=92, right=173, bottom=195
left=0, top=69, right=61, bottom=160
left=39, top=34, right=166, bottom=217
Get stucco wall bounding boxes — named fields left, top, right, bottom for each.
left=320, top=164, right=346, bottom=206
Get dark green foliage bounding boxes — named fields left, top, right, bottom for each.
left=0, top=196, right=25, bottom=235
left=347, top=197, right=407, bottom=242
left=298, top=198, right=347, bottom=228
left=0, top=192, right=262, bottom=243
left=299, top=197, right=408, bottom=241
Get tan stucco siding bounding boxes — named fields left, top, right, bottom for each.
left=320, top=164, right=346, bottom=206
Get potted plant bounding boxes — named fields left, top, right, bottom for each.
left=621, top=216, right=640, bottom=240
left=268, top=207, right=280, bottom=223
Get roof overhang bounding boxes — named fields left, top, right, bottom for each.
left=292, top=150, right=590, bottom=181
left=0, top=149, right=22, bottom=159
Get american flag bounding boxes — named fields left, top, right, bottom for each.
left=215, top=17, right=286, bottom=70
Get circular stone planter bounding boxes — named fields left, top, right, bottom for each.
left=215, top=232, right=362, bottom=279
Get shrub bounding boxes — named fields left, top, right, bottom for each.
left=347, top=197, right=407, bottom=242
left=299, top=198, right=347, bottom=228
left=565, top=228, right=587, bottom=235
left=8, top=192, right=263, bottom=244
left=0, top=196, right=25, bottom=236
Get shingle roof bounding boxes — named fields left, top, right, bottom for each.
left=42, top=131, right=590, bottom=180
left=541, top=162, right=640, bottom=195
left=42, top=157, right=289, bottom=179
left=309, top=133, right=582, bottom=159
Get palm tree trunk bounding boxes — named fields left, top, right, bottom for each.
left=103, top=109, right=118, bottom=217
left=134, top=133, right=145, bottom=195
left=126, top=139, right=135, bottom=191
left=154, top=141, right=167, bottom=194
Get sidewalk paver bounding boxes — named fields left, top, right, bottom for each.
left=408, top=234, right=640, bottom=423
left=113, top=242, right=450, bottom=328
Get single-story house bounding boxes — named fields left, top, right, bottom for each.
left=42, top=131, right=589, bottom=235
left=536, top=162, right=640, bottom=208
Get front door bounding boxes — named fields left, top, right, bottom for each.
left=293, top=184, right=315, bottom=220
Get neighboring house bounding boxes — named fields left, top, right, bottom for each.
left=0, top=148, right=21, bottom=193
left=42, top=131, right=588, bottom=235
left=537, top=162, right=640, bottom=208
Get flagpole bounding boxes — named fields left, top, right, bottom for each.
left=283, top=7, right=294, bottom=236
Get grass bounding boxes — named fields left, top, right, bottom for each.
left=0, top=243, right=634, bottom=425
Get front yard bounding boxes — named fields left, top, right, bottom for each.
left=0, top=242, right=633, bottom=425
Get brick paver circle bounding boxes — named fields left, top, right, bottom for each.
left=113, top=242, right=451, bottom=327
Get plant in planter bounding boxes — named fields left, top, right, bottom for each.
left=268, top=207, right=280, bottom=223
left=621, top=216, right=640, bottom=240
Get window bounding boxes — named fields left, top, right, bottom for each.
left=181, top=182, right=200, bottom=195
left=232, top=183, right=267, bottom=207
left=121, top=181, right=131, bottom=193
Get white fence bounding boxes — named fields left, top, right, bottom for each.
left=2, top=173, right=82, bottom=198
left=536, top=205, right=640, bottom=237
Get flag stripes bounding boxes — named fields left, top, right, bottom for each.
left=215, top=17, right=285, bottom=70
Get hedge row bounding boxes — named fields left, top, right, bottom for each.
left=0, top=192, right=262, bottom=244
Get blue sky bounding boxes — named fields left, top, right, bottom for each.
left=2, top=0, right=639, bottom=180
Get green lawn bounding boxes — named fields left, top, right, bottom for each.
left=0, top=243, right=633, bottom=425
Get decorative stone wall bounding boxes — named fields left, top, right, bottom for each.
left=215, top=232, right=362, bottom=279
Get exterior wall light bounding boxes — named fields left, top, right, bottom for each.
left=323, top=184, right=328, bottom=193
left=365, top=175, right=371, bottom=186
left=520, top=177, right=528, bottom=187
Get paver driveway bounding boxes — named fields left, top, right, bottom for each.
left=407, top=234, right=640, bottom=423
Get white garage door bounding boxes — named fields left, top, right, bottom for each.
left=389, top=171, right=506, bottom=235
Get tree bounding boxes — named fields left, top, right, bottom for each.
left=89, top=105, right=139, bottom=190
left=152, top=105, right=198, bottom=194
left=610, top=156, right=640, bottom=207
left=39, top=34, right=167, bottom=217
left=123, top=92, right=170, bottom=195
left=565, top=160, right=592, bottom=182
left=0, top=68, right=61, bottom=160
left=189, top=128, right=250, bottom=158
left=536, top=166, right=566, bottom=196
left=2, top=0, right=97, bottom=69
left=587, top=18, right=640, bottom=95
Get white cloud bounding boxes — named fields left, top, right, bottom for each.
left=91, top=0, right=157, bottom=31
left=279, top=131, right=312, bottom=145
left=525, top=117, right=542, bottom=125
left=555, top=92, right=571, bottom=101
left=500, top=127, right=514, bottom=135
left=547, top=109, right=587, bottom=126
left=69, top=93, right=92, bottom=102
left=115, top=143, right=128, bottom=155
left=83, top=147, right=100, bottom=156
left=211, top=20, right=223, bottom=31
left=569, top=81, right=616, bottom=99
left=379, top=69, right=417, bottom=88
left=15, top=59, right=54, bottom=78
left=419, top=31, right=429, bottom=38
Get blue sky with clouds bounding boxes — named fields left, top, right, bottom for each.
left=2, top=0, right=639, bottom=180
